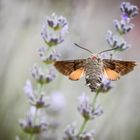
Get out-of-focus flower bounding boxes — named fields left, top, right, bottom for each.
left=48, top=119, right=60, bottom=130
left=63, top=124, right=78, bottom=140
left=79, top=130, right=95, bottom=140
left=98, top=76, right=112, bottom=93
left=31, top=64, right=56, bottom=84
left=19, top=107, right=48, bottom=134
left=24, top=80, right=34, bottom=101
left=24, top=80, right=49, bottom=108
left=106, top=30, right=131, bottom=51
left=120, top=2, right=139, bottom=20
left=47, top=13, right=68, bottom=33
left=63, top=124, right=95, bottom=140
left=106, top=2, right=138, bottom=53
left=113, top=2, right=139, bottom=36
left=47, top=92, right=66, bottom=114
left=77, top=93, right=103, bottom=120
left=41, top=33, right=64, bottom=47
left=41, top=13, right=68, bottom=47
left=38, top=46, right=60, bottom=64
left=20, top=13, right=69, bottom=139
left=114, top=19, right=134, bottom=34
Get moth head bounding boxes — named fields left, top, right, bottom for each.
left=90, top=54, right=99, bottom=61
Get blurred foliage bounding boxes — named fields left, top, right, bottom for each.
left=0, top=0, right=140, bottom=140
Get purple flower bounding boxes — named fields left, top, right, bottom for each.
left=41, top=33, right=64, bottom=47
left=114, top=19, right=134, bottom=34
left=47, top=92, right=66, bottom=115
left=106, top=30, right=131, bottom=51
left=19, top=107, right=48, bottom=134
left=24, top=80, right=34, bottom=101
left=79, top=130, right=95, bottom=140
left=98, top=76, right=112, bottom=93
left=77, top=93, right=103, bottom=120
left=47, top=13, right=68, bottom=32
left=120, top=2, right=139, bottom=20
left=63, top=124, right=95, bottom=140
left=24, top=80, right=49, bottom=108
left=38, top=46, right=60, bottom=64
left=31, top=64, right=56, bottom=84
left=63, top=124, right=78, bottom=140
left=41, top=13, right=68, bottom=47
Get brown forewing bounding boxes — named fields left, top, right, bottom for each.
left=102, top=59, right=137, bottom=80
left=54, top=59, right=86, bottom=80
left=54, top=58, right=137, bottom=81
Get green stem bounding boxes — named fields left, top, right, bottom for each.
left=92, top=90, right=100, bottom=109
left=78, top=119, right=88, bottom=135
left=37, top=83, right=43, bottom=93
left=78, top=90, right=100, bottom=136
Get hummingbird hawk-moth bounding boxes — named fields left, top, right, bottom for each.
left=54, top=44, right=137, bottom=92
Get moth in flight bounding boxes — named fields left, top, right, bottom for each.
left=54, top=44, right=137, bottom=92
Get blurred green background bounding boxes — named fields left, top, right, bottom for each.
left=0, top=0, right=140, bottom=140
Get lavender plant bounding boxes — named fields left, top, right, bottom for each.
left=106, top=2, right=139, bottom=52
left=18, top=2, right=138, bottom=140
left=63, top=2, right=138, bottom=140
left=19, top=13, right=68, bottom=140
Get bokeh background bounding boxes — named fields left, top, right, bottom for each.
left=0, top=0, right=140, bottom=140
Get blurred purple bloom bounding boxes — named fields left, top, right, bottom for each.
left=24, top=80, right=49, bottom=108
left=63, top=124, right=95, bottom=140
left=41, top=33, right=64, bottom=47
left=106, top=30, right=131, bottom=51
left=24, top=80, right=34, bottom=101
left=77, top=93, right=103, bottom=120
left=78, top=93, right=90, bottom=104
left=31, top=64, right=56, bottom=84
left=19, top=107, right=48, bottom=134
left=63, top=124, right=78, bottom=140
left=114, top=19, right=134, bottom=34
left=47, top=92, right=66, bottom=114
left=98, top=76, right=112, bottom=93
left=79, top=130, right=95, bottom=140
left=120, top=2, right=139, bottom=19
left=48, top=119, right=60, bottom=130
left=20, top=13, right=69, bottom=139
left=41, top=13, right=68, bottom=47
left=38, top=46, right=60, bottom=64
left=47, top=13, right=68, bottom=32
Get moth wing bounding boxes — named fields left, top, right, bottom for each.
left=103, top=68, right=120, bottom=80
left=102, top=59, right=137, bottom=81
left=69, top=68, right=85, bottom=80
left=54, top=59, right=86, bottom=81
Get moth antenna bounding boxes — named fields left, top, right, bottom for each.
left=99, top=47, right=119, bottom=54
left=74, top=43, right=93, bottom=54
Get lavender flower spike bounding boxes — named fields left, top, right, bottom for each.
left=31, top=64, right=56, bottom=84
left=114, top=19, right=134, bottom=35
left=120, top=2, right=139, bottom=20
left=41, top=13, right=68, bottom=47
left=79, top=130, right=95, bottom=140
left=47, top=13, right=68, bottom=32
left=38, top=46, right=60, bottom=64
left=47, top=92, right=66, bottom=114
left=24, top=80, right=49, bottom=108
left=63, top=124, right=78, bottom=140
left=19, top=107, right=48, bottom=134
left=98, top=76, right=112, bottom=93
left=77, top=93, right=103, bottom=120
left=106, top=30, right=131, bottom=51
